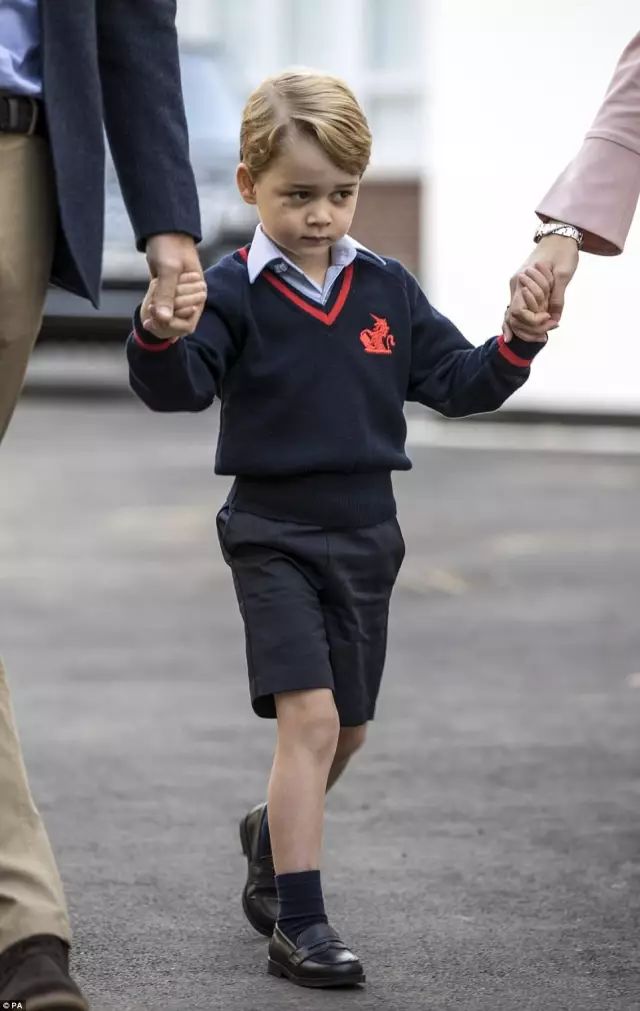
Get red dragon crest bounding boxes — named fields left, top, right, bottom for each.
left=359, top=314, right=395, bottom=355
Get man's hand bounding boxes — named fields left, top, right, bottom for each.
left=145, top=233, right=205, bottom=330
left=506, top=235, right=579, bottom=342
left=140, top=271, right=207, bottom=343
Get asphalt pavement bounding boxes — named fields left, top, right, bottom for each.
left=1, top=392, right=639, bottom=1011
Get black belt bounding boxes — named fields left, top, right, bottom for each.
left=0, top=93, right=46, bottom=137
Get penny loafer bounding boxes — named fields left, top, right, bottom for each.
left=239, top=803, right=278, bottom=936
left=267, top=923, right=365, bottom=988
left=0, top=934, right=89, bottom=1010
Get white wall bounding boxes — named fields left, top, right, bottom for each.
left=426, top=1, right=640, bottom=413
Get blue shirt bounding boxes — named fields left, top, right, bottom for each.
left=246, top=224, right=385, bottom=305
left=0, top=0, right=42, bottom=97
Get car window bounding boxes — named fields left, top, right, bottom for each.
left=180, top=50, right=242, bottom=145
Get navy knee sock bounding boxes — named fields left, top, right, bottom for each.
left=275, top=869, right=328, bottom=943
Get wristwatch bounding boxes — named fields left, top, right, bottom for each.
left=534, top=220, right=584, bottom=247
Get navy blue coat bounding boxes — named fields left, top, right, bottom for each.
left=40, top=0, right=201, bottom=306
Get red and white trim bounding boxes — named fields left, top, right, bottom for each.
left=497, top=334, right=534, bottom=368
left=237, top=244, right=354, bottom=326
left=133, top=329, right=174, bottom=352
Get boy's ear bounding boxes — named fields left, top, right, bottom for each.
left=236, top=163, right=257, bottom=205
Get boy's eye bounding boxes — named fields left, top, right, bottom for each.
left=288, top=191, right=310, bottom=201
left=334, top=190, right=355, bottom=201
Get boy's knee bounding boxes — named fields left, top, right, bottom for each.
left=335, top=723, right=367, bottom=761
left=276, top=688, right=340, bottom=760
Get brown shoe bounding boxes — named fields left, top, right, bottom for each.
left=0, top=934, right=89, bottom=1010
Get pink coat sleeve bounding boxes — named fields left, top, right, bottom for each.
left=536, top=31, right=640, bottom=255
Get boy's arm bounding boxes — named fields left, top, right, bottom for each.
left=406, top=273, right=545, bottom=418
left=126, top=297, right=241, bottom=412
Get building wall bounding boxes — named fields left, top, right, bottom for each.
left=353, top=179, right=422, bottom=275
left=426, top=1, right=640, bottom=413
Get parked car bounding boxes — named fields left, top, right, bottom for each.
left=39, top=45, right=256, bottom=341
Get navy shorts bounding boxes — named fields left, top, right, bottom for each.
left=216, top=505, right=405, bottom=726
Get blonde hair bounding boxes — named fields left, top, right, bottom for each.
left=240, top=69, right=372, bottom=179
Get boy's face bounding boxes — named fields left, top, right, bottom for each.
left=237, top=132, right=360, bottom=272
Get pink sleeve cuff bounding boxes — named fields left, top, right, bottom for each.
left=536, top=136, right=640, bottom=255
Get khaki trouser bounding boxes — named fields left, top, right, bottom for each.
left=0, top=133, right=72, bottom=951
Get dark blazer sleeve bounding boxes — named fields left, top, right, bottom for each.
left=96, top=0, right=201, bottom=249
left=404, top=270, right=545, bottom=418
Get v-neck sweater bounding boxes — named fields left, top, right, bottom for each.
left=127, top=246, right=545, bottom=527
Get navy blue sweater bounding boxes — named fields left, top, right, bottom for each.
left=127, top=248, right=544, bottom=526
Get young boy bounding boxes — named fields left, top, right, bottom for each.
left=126, top=70, right=554, bottom=989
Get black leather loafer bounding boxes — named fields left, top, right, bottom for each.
left=239, top=803, right=278, bottom=936
left=0, top=934, right=89, bottom=1010
left=267, top=923, right=365, bottom=988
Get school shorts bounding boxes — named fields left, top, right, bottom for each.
left=216, top=504, right=405, bottom=727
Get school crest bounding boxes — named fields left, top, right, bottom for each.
left=359, top=314, right=395, bottom=355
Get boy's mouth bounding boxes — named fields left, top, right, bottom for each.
left=300, top=235, right=331, bottom=244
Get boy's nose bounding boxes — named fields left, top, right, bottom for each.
left=307, top=204, right=331, bottom=226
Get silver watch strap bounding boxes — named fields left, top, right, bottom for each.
left=534, top=221, right=583, bottom=247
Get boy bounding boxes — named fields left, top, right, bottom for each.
left=126, top=70, right=553, bottom=988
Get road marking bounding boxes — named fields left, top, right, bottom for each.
left=406, top=417, right=640, bottom=455
left=398, top=566, right=469, bottom=595
left=106, top=505, right=214, bottom=543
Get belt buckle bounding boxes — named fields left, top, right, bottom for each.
left=0, top=95, right=38, bottom=134
left=25, top=96, right=38, bottom=136
left=4, top=96, right=20, bottom=131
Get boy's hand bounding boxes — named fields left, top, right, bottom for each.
left=505, top=262, right=557, bottom=343
left=140, top=271, right=207, bottom=342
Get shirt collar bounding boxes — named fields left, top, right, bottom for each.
left=246, top=223, right=385, bottom=284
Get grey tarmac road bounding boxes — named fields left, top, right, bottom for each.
left=1, top=397, right=639, bottom=1011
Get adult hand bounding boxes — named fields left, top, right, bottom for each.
left=505, top=264, right=553, bottom=343
left=145, top=233, right=204, bottom=329
left=506, top=234, right=579, bottom=341
left=140, top=272, right=207, bottom=343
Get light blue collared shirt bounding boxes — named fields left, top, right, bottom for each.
left=246, top=224, right=385, bottom=305
left=0, top=0, right=42, bottom=97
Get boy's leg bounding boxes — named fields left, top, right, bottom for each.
left=268, top=688, right=339, bottom=874
left=220, top=509, right=370, bottom=981
left=239, top=721, right=367, bottom=937
left=265, top=688, right=365, bottom=987
left=325, top=724, right=367, bottom=792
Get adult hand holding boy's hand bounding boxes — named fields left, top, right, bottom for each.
left=505, top=262, right=556, bottom=342
left=146, top=233, right=205, bottom=329
left=140, top=271, right=207, bottom=342
left=508, top=236, right=579, bottom=337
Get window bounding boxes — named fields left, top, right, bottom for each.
left=366, top=95, right=422, bottom=166
left=283, top=0, right=354, bottom=72
left=365, top=0, right=420, bottom=71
